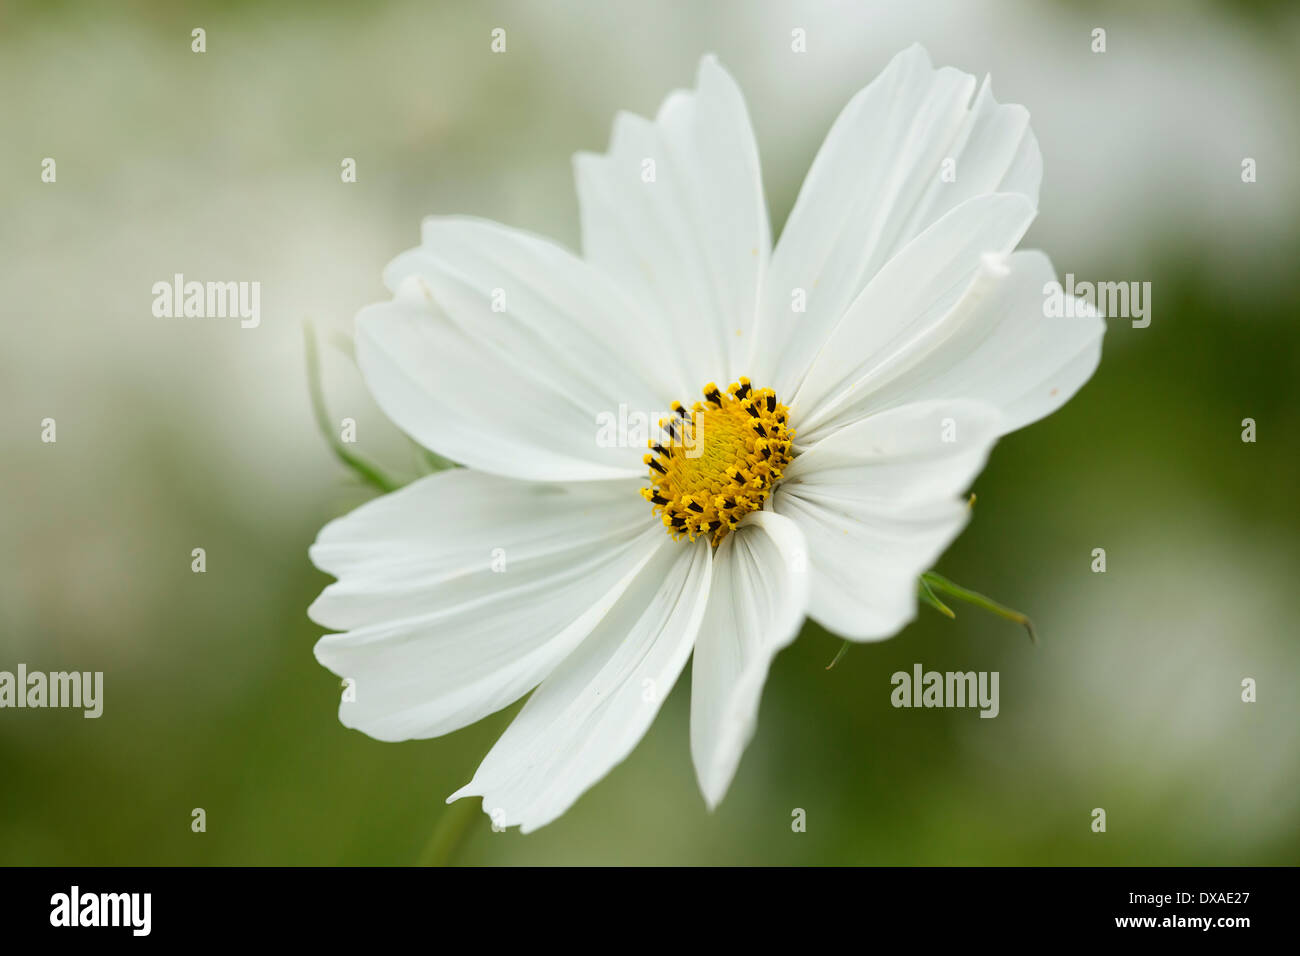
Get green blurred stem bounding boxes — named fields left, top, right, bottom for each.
left=921, top=571, right=1038, bottom=644
left=304, top=320, right=401, bottom=494
left=417, top=799, right=480, bottom=866
left=825, top=639, right=852, bottom=671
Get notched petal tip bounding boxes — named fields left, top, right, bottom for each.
left=898, top=41, right=934, bottom=66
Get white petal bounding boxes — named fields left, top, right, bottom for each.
left=790, top=192, right=1037, bottom=441
left=753, top=44, right=1042, bottom=398
left=773, top=400, right=1003, bottom=641
left=449, top=536, right=712, bottom=833
left=387, top=216, right=678, bottom=411
left=574, top=55, right=770, bottom=392
left=311, top=469, right=662, bottom=741
left=690, top=511, right=810, bottom=809
left=356, top=273, right=644, bottom=486
left=807, top=250, right=1105, bottom=438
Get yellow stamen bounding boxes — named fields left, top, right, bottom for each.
left=642, top=378, right=794, bottom=546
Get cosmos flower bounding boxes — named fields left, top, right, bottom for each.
left=309, top=45, right=1103, bottom=832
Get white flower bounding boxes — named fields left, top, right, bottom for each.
left=309, top=45, right=1104, bottom=832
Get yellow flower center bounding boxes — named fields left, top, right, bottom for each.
left=641, top=378, right=794, bottom=545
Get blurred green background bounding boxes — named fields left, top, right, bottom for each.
left=2, top=0, right=1298, bottom=865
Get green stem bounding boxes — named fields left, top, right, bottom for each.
left=304, top=320, right=402, bottom=494
left=417, top=798, right=481, bottom=866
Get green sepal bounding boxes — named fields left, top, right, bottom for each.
left=304, top=320, right=404, bottom=494
left=918, top=576, right=956, bottom=619
left=921, top=571, right=1037, bottom=644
